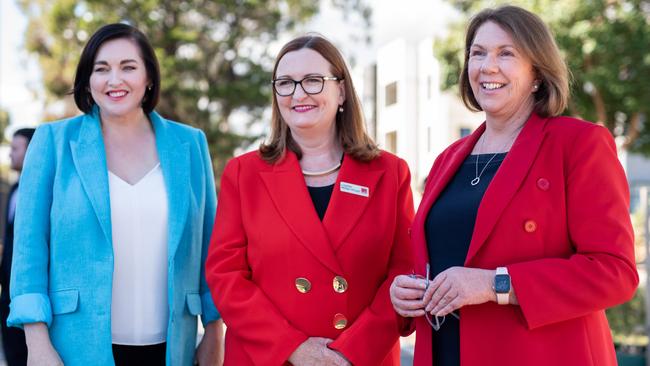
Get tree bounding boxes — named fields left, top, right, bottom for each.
left=435, top=0, right=650, bottom=152
left=18, top=0, right=370, bottom=181
left=0, top=108, right=9, bottom=143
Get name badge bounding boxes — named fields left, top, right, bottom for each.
left=340, top=182, right=369, bottom=197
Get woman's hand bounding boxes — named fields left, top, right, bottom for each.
left=194, top=319, right=224, bottom=366
left=389, top=274, right=427, bottom=317
left=423, top=267, right=495, bottom=317
left=24, top=323, right=63, bottom=366
left=288, top=337, right=350, bottom=366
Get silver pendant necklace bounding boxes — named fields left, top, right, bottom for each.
left=471, top=124, right=523, bottom=186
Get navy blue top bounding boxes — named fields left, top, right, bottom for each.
left=425, top=153, right=506, bottom=366
left=307, top=184, right=335, bottom=221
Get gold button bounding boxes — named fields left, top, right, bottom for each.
left=333, top=276, right=348, bottom=293
left=295, top=278, right=311, bottom=293
left=333, top=313, right=347, bottom=330
left=524, top=220, right=537, bottom=233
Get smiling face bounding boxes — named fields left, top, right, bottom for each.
left=468, top=21, right=537, bottom=121
left=89, top=37, right=149, bottom=120
left=274, top=48, right=345, bottom=136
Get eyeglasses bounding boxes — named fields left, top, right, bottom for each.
left=271, top=75, right=341, bottom=96
left=421, top=263, right=460, bottom=331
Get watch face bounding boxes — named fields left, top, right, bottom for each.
left=495, top=274, right=510, bottom=293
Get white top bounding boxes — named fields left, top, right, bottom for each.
left=109, top=164, right=169, bottom=345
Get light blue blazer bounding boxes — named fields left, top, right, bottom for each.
left=8, top=107, right=220, bottom=365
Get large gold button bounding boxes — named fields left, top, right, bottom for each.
left=333, top=313, right=347, bottom=330
left=295, top=278, right=311, bottom=293
left=333, top=276, right=348, bottom=293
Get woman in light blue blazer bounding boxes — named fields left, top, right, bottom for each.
left=7, top=24, right=223, bottom=365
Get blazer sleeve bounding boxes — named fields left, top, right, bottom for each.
left=8, top=124, right=56, bottom=328
left=197, top=130, right=220, bottom=325
left=328, top=158, right=415, bottom=365
left=508, top=125, right=639, bottom=329
left=205, top=158, right=307, bottom=365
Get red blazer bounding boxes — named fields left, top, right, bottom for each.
left=411, top=114, right=638, bottom=366
left=206, top=150, right=414, bottom=365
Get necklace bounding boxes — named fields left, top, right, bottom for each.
left=302, top=161, right=342, bottom=177
left=471, top=125, right=523, bottom=186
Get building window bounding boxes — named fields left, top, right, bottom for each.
left=459, top=127, right=471, bottom=138
left=385, top=82, right=397, bottom=106
left=385, top=131, right=397, bottom=153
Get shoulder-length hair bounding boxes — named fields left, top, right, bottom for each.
left=259, top=35, right=379, bottom=164
left=72, top=23, right=160, bottom=114
left=459, top=5, right=569, bottom=117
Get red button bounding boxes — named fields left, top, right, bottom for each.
left=537, top=178, right=550, bottom=191
left=524, top=220, right=537, bottom=233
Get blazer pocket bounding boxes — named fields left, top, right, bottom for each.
left=185, top=293, right=203, bottom=316
left=50, top=289, right=79, bottom=315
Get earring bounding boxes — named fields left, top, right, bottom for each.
left=338, top=105, right=344, bottom=112
left=147, top=85, right=153, bottom=91
left=532, top=83, right=539, bottom=91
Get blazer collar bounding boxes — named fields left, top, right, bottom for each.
left=70, top=107, right=112, bottom=245
left=150, top=111, right=190, bottom=261
left=70, top=107, right=190, bottom=260
left=466, top=113, right=547, bottom=264
left=414, top=113, right=548, bottom=270
left=260, top=151, right=384, bottom=274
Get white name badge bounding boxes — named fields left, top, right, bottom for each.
left=340, top=182, right=369, bottom=197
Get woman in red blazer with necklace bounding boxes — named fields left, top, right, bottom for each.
left=206, top=35, right=414, bottom=366
left=390, top=6, right=638, bottom=366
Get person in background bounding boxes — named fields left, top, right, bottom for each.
left=206, top=35, right=414, bottom=365
left=7, top=24, right=223, bottom=365
left=390, top=5, right=638, bottom=366
left=0, top=128, right=35, bottom=366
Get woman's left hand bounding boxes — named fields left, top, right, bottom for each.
left=422, top=267, right=495, bottom=317
left=194, top=319, right=224, bottom=366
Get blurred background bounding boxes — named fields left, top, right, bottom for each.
left=0, top=0, right=648, bottom=365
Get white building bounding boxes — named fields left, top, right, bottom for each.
left=369, top=29, right=484, bottom=195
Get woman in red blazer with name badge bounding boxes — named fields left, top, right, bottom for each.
left=390, top=6, right=638, bottom=366
left=206, top=35, right=414, bottom=366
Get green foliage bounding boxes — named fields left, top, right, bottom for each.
left=435, top=0, right=650, bottom=152
left=0, top=108, right=10, bottom=142
left=18, top=0, right=370, bottom=183
left=607, top=288, right=646, bottom=344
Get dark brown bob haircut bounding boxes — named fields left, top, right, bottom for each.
left=259, top=35, right=379, bottom=164
left=459, top=5, right=569, bottom=117
left=72, top=23, right=160, bottom=114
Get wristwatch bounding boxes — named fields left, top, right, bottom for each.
left=494, top=267, right=510, bottom=305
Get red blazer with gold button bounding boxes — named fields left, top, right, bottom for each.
left=206, top=150, right=414, bottom=366
left=410, top=114, right=639, bottom=366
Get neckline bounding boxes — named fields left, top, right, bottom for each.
left=109, top=163, right=161, bottom=187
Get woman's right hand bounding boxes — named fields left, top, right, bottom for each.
left=24, top=323, right=64, bottom=366
left=389, top=274, right=427, bottom=317
left=288, top=337, right=350, bottom=366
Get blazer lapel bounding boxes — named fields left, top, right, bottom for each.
left=150, top=112, right=190, bottom=261
left=260, top=152, right=343, bottom=274
left=411, top=126, right=483, bottom=274
left=465, top=114, right=548, bottom=265
left=69, top=110, right=112, bottom=245
left=323, top=155, right=384, bottom=251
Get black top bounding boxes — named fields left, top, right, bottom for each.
left=425, top=153, right=506, bottom=366
left=307, top=184, right=335, bottom=221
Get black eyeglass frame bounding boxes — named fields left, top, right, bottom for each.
left=271, top=75, right=341, bottom=97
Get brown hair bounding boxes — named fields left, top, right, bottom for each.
left=459, top=5, right=569, bottom=117
left=259, top=35, right=379, bottom=163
